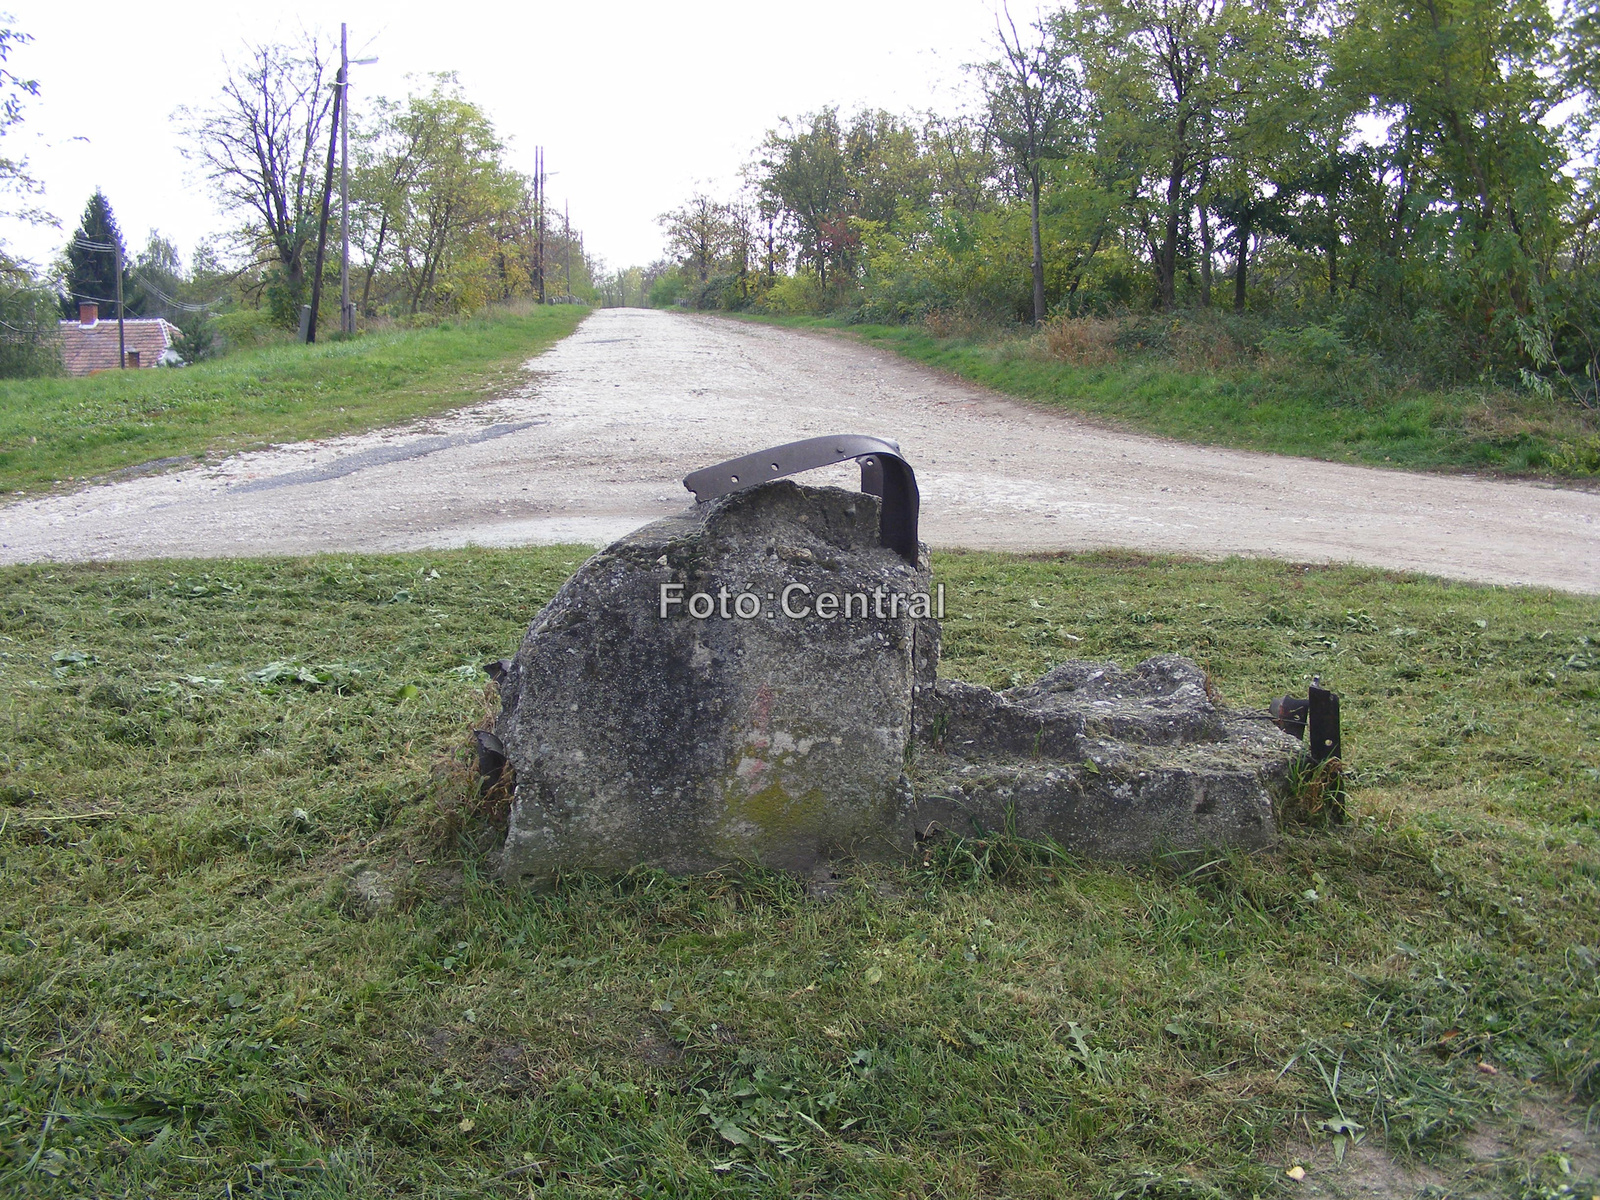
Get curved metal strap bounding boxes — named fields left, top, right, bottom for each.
left=683, top=434, right=920, bottom=563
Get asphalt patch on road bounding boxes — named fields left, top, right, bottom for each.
left=104, top=455, right=200, bottom=481
left=229, top=421, right=545, bottom=494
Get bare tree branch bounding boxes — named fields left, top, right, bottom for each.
left=176, top=34, right=334, bottom=299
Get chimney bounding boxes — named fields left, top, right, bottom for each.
left=79, top=301, right=98, bottom=326
left=125, top=350, right=140, bottom=369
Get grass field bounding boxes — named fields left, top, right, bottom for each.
left=1, top=548, right=1597, bottom=1197
left=0, top=304, right=589, bottom=497
left=730, top=314, right=1600, bottom=483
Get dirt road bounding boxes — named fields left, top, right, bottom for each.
left=2, top=307, right=1596, bottom=593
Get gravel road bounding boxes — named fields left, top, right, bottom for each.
left=3, top=307, right=1596, bottom=593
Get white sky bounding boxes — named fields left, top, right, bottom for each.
left=1, top=0, right=1004, bottom=275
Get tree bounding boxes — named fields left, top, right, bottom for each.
left=1335, top=0, right=1566, bottom=263
left=190, top=240, right=227, bottom=287
left=982, top=7, right=1079, bottom=323
left=57, top=190, right=141, bottom=318
left=659, top=195, right=734, bottom=283
left=759, top=109, right=853, bottom=291
left=0, top=273, right=58, bottom=377
left=0, top=23, right=34, bottom=134
left=132, top=232, right=184, bottom=318
left=0, top=19, right=57, bottom=379
left=350, top=94, right=428, bottom=315
left=844, top=110, right=932, bottom=227
left=178, top=35, right=336, bottom=326
left=347, top=75, right=597, bottom=317
left=724, top=200, right=758, bottom=300
left=1072, top=0, right=1217, bottom=311
left=360, top=76, right=520, bottom=315
left=754, top=108, right=935, bottom=297
left=658, top=195, right=763, bottom=304
left=0, top=21, right=47, bottom=266
left=920, top=113, right=999, bottom=220
left=1327, top=0, right=1569, bottom=361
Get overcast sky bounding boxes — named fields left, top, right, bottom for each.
left=1, top=0, right=1006, bottom=275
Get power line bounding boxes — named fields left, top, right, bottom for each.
left=62, top=284, right=225, bottom=314
left=65, top=232, right=127, bottom=366
left=136, top=280, right=228, bottom=313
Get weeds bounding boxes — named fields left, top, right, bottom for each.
left=1281, top=754, right=1348, bottom=826
left=916, top=810, right=1072, bottom=885
left=1042, top=315, right=1120, bottom=366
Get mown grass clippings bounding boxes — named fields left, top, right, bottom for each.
left=0, top=302, right=588, bottom=497
left=728, top=313, right=1600, bottom=482
left=0, top=548, right=1597, bottom=1196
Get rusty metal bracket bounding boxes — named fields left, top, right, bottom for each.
left=1270, top=680, right=1342, bottom=765
left=1307, top=681, right=1341, bottom=764
left=683, top=435, right=920, bottom=563
left=1269, top=695, right=1308, bottom=739
left=1269, top=677, right=1345, bottom=822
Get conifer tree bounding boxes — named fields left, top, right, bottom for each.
left=58, top=189, right=141, bottom=318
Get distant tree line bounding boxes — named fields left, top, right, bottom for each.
left=655, top=0, right=1600, bottom=400
left=174, top=41, right=599, bottom=337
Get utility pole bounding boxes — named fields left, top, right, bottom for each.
left=337, top=32, right=375, bottom=335
left=534, top=146, right=546, bottom=305
left=339, top=24, right=351, bottom=334
left=306, top=56, right=345, bottom=343
left=564, top=201, right=572, bottom=300
left=114, top=238, right=126, bottom=368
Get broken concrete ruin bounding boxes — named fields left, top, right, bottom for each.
left=490, top=472, right=1302, bottom=886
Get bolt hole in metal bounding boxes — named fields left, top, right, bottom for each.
left=771, top=463, right=780, bottom=471
left=729, top=474, right=739, bottom=483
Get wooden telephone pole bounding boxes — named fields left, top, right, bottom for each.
left=564, top=201, right=573, bottom=299
left=114, top=239, right=126, bottom=367
left=339, top=24, right=351, bottom=334
left=306, top=55, right=344, bottom=343
left=534, top=146, right=547, bottom=304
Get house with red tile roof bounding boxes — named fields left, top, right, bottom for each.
left=57, top=302, right=182, bottom=375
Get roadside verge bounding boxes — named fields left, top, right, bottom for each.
left=0, top=303, right=590, bottom=497
left=716, top=311, right=1600, bottom=486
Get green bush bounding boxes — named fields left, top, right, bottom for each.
left=210, top=307, right=292, bottom=353
left=758, top=270, right=826, bottom=315
left=170, top=313, right=216, bottom=364
left=0, top=280, right=64, bottom=379
left=1549, top=433, right=1600, bottom=474
left=647, top=269, right=688, bottom=308
left=1260, top=323, right=1359, bottom=372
